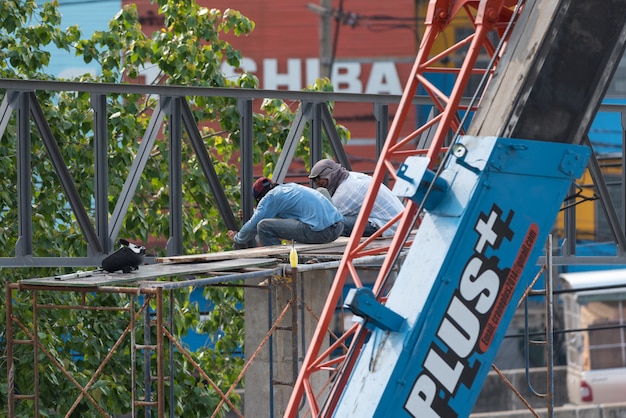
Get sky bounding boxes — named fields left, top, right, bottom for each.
left=47, top=0, right=122, bottom=79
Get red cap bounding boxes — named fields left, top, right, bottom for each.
left=253, top=177, right=273, bottom=201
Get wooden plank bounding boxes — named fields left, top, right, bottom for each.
left=20, top=258, right=279, bottom=287
left=156, top=237, right=351, bottom=264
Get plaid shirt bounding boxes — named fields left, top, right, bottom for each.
left=332, top=172, right=404, bottom=236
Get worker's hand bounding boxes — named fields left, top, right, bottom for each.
left=227, top=230, right=238, bottom=242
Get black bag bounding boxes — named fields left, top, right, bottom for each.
left=102, top=239, right=146, bottom=273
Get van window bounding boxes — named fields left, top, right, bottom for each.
left=581, top=300, right=626, bottom=370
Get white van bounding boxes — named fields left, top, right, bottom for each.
left=560, top=269, right=626, bottom=404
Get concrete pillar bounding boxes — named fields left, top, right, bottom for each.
left=244, top=268, right=334, bottom=417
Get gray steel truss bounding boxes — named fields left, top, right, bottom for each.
left=0, top=79, right=406, bottom=267
left=0, top=79, right=625, bottom=268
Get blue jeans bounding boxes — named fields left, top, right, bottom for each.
left=342, top=215, right=378, bottom=237
left=257, top=218, right=344, bottom=246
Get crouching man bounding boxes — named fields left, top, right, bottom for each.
left=227, top=177, right=345, bottom=247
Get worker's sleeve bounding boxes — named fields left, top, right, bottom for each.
left=234, top=215, right=259, bottom=244
left=234, top=197, right=275, bottom=244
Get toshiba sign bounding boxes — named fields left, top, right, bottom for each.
left=222, top=58, right=407, bottom=94
left=129, top=57, right=409, bottom=95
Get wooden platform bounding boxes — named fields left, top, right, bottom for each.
left=155, top=237, right=351, bottom=263
left=19, top=235, right=400, bottom=288
left=19, top=258, right=279, bottom=287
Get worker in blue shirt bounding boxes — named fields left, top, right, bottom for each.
left=227, top=177, right=345, bottom=247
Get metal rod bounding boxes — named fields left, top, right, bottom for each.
left=237, top=98, right=255, bottom=243
left=268, top=279, right=275, bottom=418
left=310, top=103, right=323, bottom=164
left=6, top=280, right=15, bottom=417
left=546, top=235, right=555, bottom=417
left=141, top=267, right=282, bottom=290
left=166, top=96, right=183, bottom=256
left=169, top=289, right=175, bottom=417
left=131, top=296, right=137, bottom=418
left=16, top=91, right=32, bottom=257
left=109, top=97, right=167, bottom=245
left=0, top=78, right=430, bottom=105
left=144, top=301, right=152, bottom=418
left=182, top=98, right=239, bottom=231
left=33, top=290, right=40, bottom=416
left=92, top=93, right=111, bottom=254
left=156, top=287, right=164, bottom=417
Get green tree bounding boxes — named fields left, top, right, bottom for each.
left=0, top=0, right=348, bottom=416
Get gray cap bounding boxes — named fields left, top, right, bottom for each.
left=309, top=159, right=338, bottom=179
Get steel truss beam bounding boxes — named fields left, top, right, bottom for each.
left=0, top=76, right=625, bottom=272
left=272, top=101, right=351, bottom=185
left=0, top=82, right=400, bottom=267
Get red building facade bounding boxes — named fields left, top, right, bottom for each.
left=126, top=0, right=427, bottom=175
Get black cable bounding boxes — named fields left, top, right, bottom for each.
left=329, top=0, right=344, bottom=78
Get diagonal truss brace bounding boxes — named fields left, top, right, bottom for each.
left=272, top=102, right=350, bottom=184
left=0, top=91, right=243, bottom=265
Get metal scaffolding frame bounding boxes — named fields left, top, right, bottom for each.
left=4, top=247, right=399, bottom=417
left=5, top=262, right=283, bottom=417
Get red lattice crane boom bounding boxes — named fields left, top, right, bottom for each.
left=285, top=1, right=522, bottom=416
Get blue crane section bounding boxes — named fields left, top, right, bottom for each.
left=334, top=135, right=590, bottom=417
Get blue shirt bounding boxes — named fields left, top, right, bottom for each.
left=234, top=183, right=345, bottom=244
